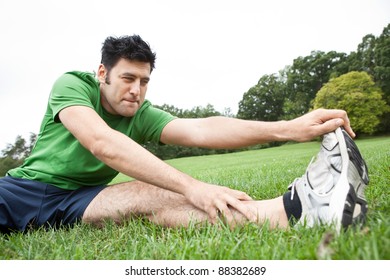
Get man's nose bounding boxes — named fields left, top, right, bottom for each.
left=129, top=81, right=141, bottom=96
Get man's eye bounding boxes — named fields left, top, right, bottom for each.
left=123, top=77, right=133, bottom=82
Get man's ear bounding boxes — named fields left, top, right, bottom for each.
left=97, top=64, right=107, bottom=83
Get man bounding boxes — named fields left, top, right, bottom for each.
left=0, top=35, right=369, bottom=234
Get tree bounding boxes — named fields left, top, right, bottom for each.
left=373, top=23, right=390, bottom=132
left=0, top=133, right=37, bottom=176
left=182, top=104, right=221, bottom=118
left=284, top=50, right=349, bottom=119
left=345, top=24, right=390, bottom=132
left=237, top=74, right=286, bottom=121
left=374, top=24, right=390, bottom=96
left=154, top=103, right=221, bottom=118
left=349, top=34, right=377, bottom=75
left=221, top=107, right=235, bottom=118
left=154, top=104, right=185, bottom=117
left=312, top=71, right=389, bottom=135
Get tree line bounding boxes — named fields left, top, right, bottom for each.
left=0, top=134, right=37, bottom=176
left=1, top=23, right=389, bottom=174
left=238, top=23, right=390, bottom=133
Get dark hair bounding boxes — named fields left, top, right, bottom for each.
left=101, top=35, right=156, bottom=73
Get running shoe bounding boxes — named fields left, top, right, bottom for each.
left=288, top=127, right=369, bottom=231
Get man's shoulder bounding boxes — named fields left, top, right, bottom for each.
left=61, top=71, right=98, bottom=87
left=52, top=71, right=98, bottom=91
left=49, top=71, right=100, bottom=116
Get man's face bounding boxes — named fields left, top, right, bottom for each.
left=98, top=58, right=151, bottom=117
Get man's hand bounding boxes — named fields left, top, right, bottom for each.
left=286, top=108, right=355, bottom=142
left=183, top=182, right=257, bottom=225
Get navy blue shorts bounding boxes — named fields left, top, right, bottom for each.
left=0, top=176, right=106, bottom=234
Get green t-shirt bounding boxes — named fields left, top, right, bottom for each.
left=8, top=71, right=175, bottom=190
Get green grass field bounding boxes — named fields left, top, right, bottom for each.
left=1, top=136, right=389, bottom=260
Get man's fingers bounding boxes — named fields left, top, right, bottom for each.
left=339, top=118, right=355, bottom=138
left=220, top=188, right=257, bottom=222
left=216, top=203, right=234, bottom=225
left=231, top=190, right=252, bottom=201
left=205, top=206, right=219, bottom=224
left=318, top=118, right=355, bottom=139
left=199, top=184, right=256, bottom=225
left=318, top=109, right=355, bottom=138
left=224, top=195, right=257, bottom=222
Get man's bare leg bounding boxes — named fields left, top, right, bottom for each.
left=82, top=181, right=289, bottom=229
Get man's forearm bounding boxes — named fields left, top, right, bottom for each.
left=194, top=116, right=290, bottom=149
left=91, top=128, right=196, bottom=195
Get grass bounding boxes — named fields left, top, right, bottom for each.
left=0, top=136, right=389, bottom=260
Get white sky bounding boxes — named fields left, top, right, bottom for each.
left=0, top=0, right=389, bottom=150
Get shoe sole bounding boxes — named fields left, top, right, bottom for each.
left=341, top=128, right=369, bottom=226
left=330, top=128, right=369, bottom=231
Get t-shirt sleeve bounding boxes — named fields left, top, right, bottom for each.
left=132, top=102, right=176, bottom=144
left=49, top=72, right=98, bottom=122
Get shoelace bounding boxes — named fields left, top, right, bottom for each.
left=289, top=178, right=299, bottom=200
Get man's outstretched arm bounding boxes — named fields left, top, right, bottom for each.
left=160, top=108, right=355, bottom=149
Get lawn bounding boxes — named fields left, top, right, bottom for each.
left=0, top=136, right=389, bottom=260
